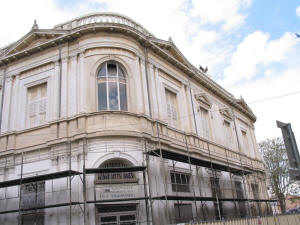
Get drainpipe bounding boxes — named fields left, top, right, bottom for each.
left=144, top=47, right=152, bottom=119
left=0, top=65, right=7, bottom=133
left=58, top=45, right=62, bottom=119
left=188, top=80, right=198, bottom=136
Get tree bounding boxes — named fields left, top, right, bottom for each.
left=258, top=137, right=299, bottom=213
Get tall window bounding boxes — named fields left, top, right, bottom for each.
left=224, top=121, right=233, bottom=148
left=97, top=159, right=136, bottom=184
left=170, top=171, right=190, bottom=192
left=199, top=107, right=210, bottom=140
left=27, top=83, right=47, bottom=128
left=97, top=61, right=127, bottom=111
left=20, top=181, right=45, bottom=225
left=241, top=130, right=249, bottom=152
left=165, top=89, right=178, bottom=128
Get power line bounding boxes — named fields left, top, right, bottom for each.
left=248, top=90, right=300, bottom=105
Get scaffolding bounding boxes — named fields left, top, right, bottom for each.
left=0, top=122, right=276, bottom=225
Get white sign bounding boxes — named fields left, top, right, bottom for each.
left=96, top=185, right=139, bottom=200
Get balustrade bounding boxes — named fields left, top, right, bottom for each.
left=56, top=13, right=154, bottom=37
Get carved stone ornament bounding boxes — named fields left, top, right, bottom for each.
left=194, top=92, right=211, bottom=109
left=219, top=108, right=233, bottom=121
left=31, top=20, right=39, bottom=30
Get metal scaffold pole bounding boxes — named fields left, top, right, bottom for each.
left=156, top=121, right=170, bottom=223
left=68, top=140, right=72, bottom=225
left=142, top=165, right=150, bottom=225
left=144, top=140, right=154, bottom=225
left=207, top=143, right=222, bottom=221
left=18, top=151, right=24, bottom=225
left=172, top=160, right=180, bottom=223
left=251, top=163, right=261, bottom=216
left=83, top=138, right=87, bottom=225
left=224, top=149, right=238, bottom=218
left=231, top=108, right=252, bottom=225
left=195, top=166, right=206, bottom=221
left=184, top=132, right=198, bottom=222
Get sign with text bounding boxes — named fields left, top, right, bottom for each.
left=96, top=184, right=140, bottom=200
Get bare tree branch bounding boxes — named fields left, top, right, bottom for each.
left=258, top=137, right=300, bottom=213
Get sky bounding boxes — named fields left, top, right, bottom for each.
left=0, top=0, right=300, bottom=145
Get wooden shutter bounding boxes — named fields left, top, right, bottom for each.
left=165, top=89, right=178, bottom=128
left=27, top=83, right=47, bottom=128
left=200, top=108, right=210, bottom=139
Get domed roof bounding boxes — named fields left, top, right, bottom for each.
left=53, top=12, right=154, bottom=38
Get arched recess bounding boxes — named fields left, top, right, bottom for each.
left=92, top=153, right=139, bottom=184
left=89, top=54, right=134, bottom=112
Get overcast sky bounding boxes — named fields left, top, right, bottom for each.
left=1, top=0, right=300, bottom=145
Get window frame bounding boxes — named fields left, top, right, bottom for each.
left=241, top=129, right=250, bottom=152
left=170, top=171, right=191, bottom=193
left=97, top=61, right=128, bottom=112
left=223, top=120, right=233, bottom=148
left=96, top=204, right=137, bottom=225
left=20, top=181, right=45, bottom=225
left=198, top=106, right=211, bottom=140
left=26, top=82, right=48, bottom=128
left=165, top=88, right=178, bottom=128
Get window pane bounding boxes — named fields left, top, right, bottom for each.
left=40, top=83, right=47, bottom=97
left=118, top=66, right=125, bottom=78
left=171, top=173, right=175, bottom=183
left=120, top=214, right=135, bottom=221
left=181, top=174, right=187, bottom=184
left=100, top=216, right=117, bottom=222
left=120, top=83, right=127, bottom=111
left=107, top=63, right=117, bottom=76
left=98, top=83, right=107, bottom=110
left=98, top=64, right=106, bottom=77
left=175, top=173, right=181, bottom=183
left=109, top=82, right=119, bottom=110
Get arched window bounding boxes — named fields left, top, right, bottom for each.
left=97, top=61, right=128, bottom=111
left=97, top=159, right=137, bottom=184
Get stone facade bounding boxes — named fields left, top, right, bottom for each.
left=0, top=13, right=270, bottom=225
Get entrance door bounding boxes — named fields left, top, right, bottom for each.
left=97, top=204, right=137, bottom=225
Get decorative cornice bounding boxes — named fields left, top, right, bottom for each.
left=194, top=92, right=211, bottom=109
left=219, top=108, right=233, bottom=121
left=0, top=13, right=257, bottom=122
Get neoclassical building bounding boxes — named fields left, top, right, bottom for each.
left=0, top=13, right=272, bottom=225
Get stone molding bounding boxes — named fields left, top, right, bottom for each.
left=0, top=14, right=256, bottom=122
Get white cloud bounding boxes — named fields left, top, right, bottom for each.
left=192, top=30, right=217, bottom=46
left=0, top=0, right=99, bottom=48
left=190, top=0, right=252, bottom=31
left=227, top=68, right=300, bottom=145
left=0, top=0, right=249, bottom=78
left=222, top=31, right=300, bottom=144
left=1, top=0, right=299, bottom=146
left=296, top=5, right=300, bottom=17
left=221, top=31, right=298, bottom=86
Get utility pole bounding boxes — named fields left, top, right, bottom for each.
left=276, top=121, right=300, bottom=181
